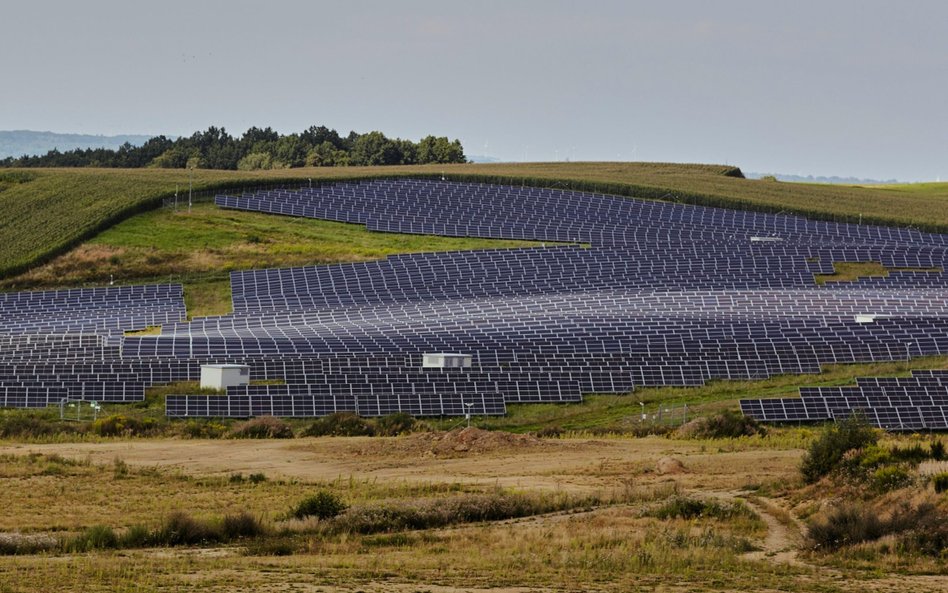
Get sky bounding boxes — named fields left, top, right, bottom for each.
left=3, top=0, right=947, bottom=181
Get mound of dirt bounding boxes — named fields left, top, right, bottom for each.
left=655, top=456, right=686, bottom=475
left=355, top=427, right=548, bottom=458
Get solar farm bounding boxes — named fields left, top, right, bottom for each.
left=2, top=178, right=947, bottom=430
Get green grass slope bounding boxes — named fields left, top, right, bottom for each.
left=2, top=163, right=948, bottom=280
left=2, top=202, right=540, bottom=316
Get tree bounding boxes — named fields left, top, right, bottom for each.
left=349, top=131, right=400, bottom=166
left=417, top=135, right=466, bottom=164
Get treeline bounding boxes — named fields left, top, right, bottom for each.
left=0, top=126, right=467, bottom=169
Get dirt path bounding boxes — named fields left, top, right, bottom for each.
left=739, top=496, right=803, bottom=565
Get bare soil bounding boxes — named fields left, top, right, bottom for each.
left=0, top=435, right=798, bottom=494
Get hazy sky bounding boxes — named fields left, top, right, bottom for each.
left=4, top=1, right=947, bottom=180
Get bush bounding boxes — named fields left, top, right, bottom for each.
left=930, top=440, right=945, bottom=461
left=869, top=465, right=912, bottom=492
left=292, top=491, right=348, bottom=520
left=229, top=416, right=294, bottom=439
left=680, top=410, right=766, bottom=439
left=374, top=413, right=416, bottom=436
left=322, top=492, right=587, bottom=535
left=248, top=473, right=267, bottom=484
left=90, top=414, right=158, bottom=437
left=646, top=496, right=755, bottom=521
left=932, top=472, right=948, bottom=494
left=221, top=512, right=265, bottom=539
left=900, top=502, right=948, bottom=555
left=800, top=415, right=878, bottom=484
left=535, top=425, right=564, bottom=438
left=807, top=504, right=885, bottom=551
left=66, top=525, right=119, bottom=552
left=301, top=413, right=374, bottom=437
left=178, top=419, right=228, bottom=439
left=119, top=524, right=153, bottom=548
left=155, top=511, right=222, bottom=546
left=0, top=413, right=71, bottom=438
left=244, top=536, right=296, bottom=556
left=888, top=443, right=928, bottom=464
left=807, top=499, right=948, bottom=555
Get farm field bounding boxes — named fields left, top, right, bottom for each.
left=3, top=163, right=948, bottom=281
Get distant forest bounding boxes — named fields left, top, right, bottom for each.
left=0, top=126, right=467, bottom=169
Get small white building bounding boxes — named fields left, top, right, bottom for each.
left=200, top=364, right=250, bottom=390
left=422, top=353, right=473, bottom=369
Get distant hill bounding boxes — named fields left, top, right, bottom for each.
left=0, top=130, right=156, bottom=159
left=467, top=155, right=504, bottom=164
left=746, top=172, right=901, bottom=185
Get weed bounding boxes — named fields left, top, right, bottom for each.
left=229, top=416, right=294, bottom=439
left=221, top=512, right=266, bottom=540
left=928, top=439, right=945, bottom=461
left=676, top=410, right=766, bottom=439
left=645, top=496, right=756, bottom=521
left=932, top=472, right=948, bottom=494
left=301, top=413, right=374, bottom=437
left=66, top=525, right=119, bottom=552
left=154, top=511, right=221, bottom=546
left=292, top=492, right=348, bottom=521
left=869, top=466, right=912, bottom=492
left=112, top=458, right=129, bottom=478
left=807, top=504, right=885, bottom=551
left=374, top=413, right=417, bottom=436
left=91, top=414, right=158, bottom=437
left=244, top=536, right=296, bottom=556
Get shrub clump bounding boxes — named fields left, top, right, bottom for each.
left=292, top=491, right=348, bottom=520
left=869, top=465, right=913, bottom=493
left=676, top=410, right=766, bottom=439
left=373, top=413, right=417, bottom=436
left=301, top=413, right=374, bottom=437
left=806, top=504, right=885, bottom=551
left=90, top=414, right=158, bottom=437
left=646, top=496, right=755, bottom=521
left=807, top=499, right=948, bottom=555
left=177, top=419, right=228, bottom=439
left=0, top=413, right=74, bottom=439
left=930, top=439, right=946, bottom=461
left=221, top=512, right=266, bottom=540
left=932, top=472, right=948, bottom=494
left=229, top=416, right=294, bottom=439
left=155, top=511, right=222, bottom=546
left=321, top=491, right=589, bottom=535
left=800, top=415, right=878, bottom=484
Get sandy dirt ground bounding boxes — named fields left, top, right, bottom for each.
left=0, top=433, right=800, bottom=494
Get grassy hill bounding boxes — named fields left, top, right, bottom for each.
left=2, top=163, right=947, bottom=282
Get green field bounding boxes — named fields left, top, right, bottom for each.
left=2, top=162, right=948, bottom=281
left=1, top=202, right=541, bottom=316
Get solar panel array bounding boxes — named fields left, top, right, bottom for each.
left=2, top=179, right=947, bottom=424
left=0, top=284, right=186, bottom=407
left=740, top=369, right=948, bottom=430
